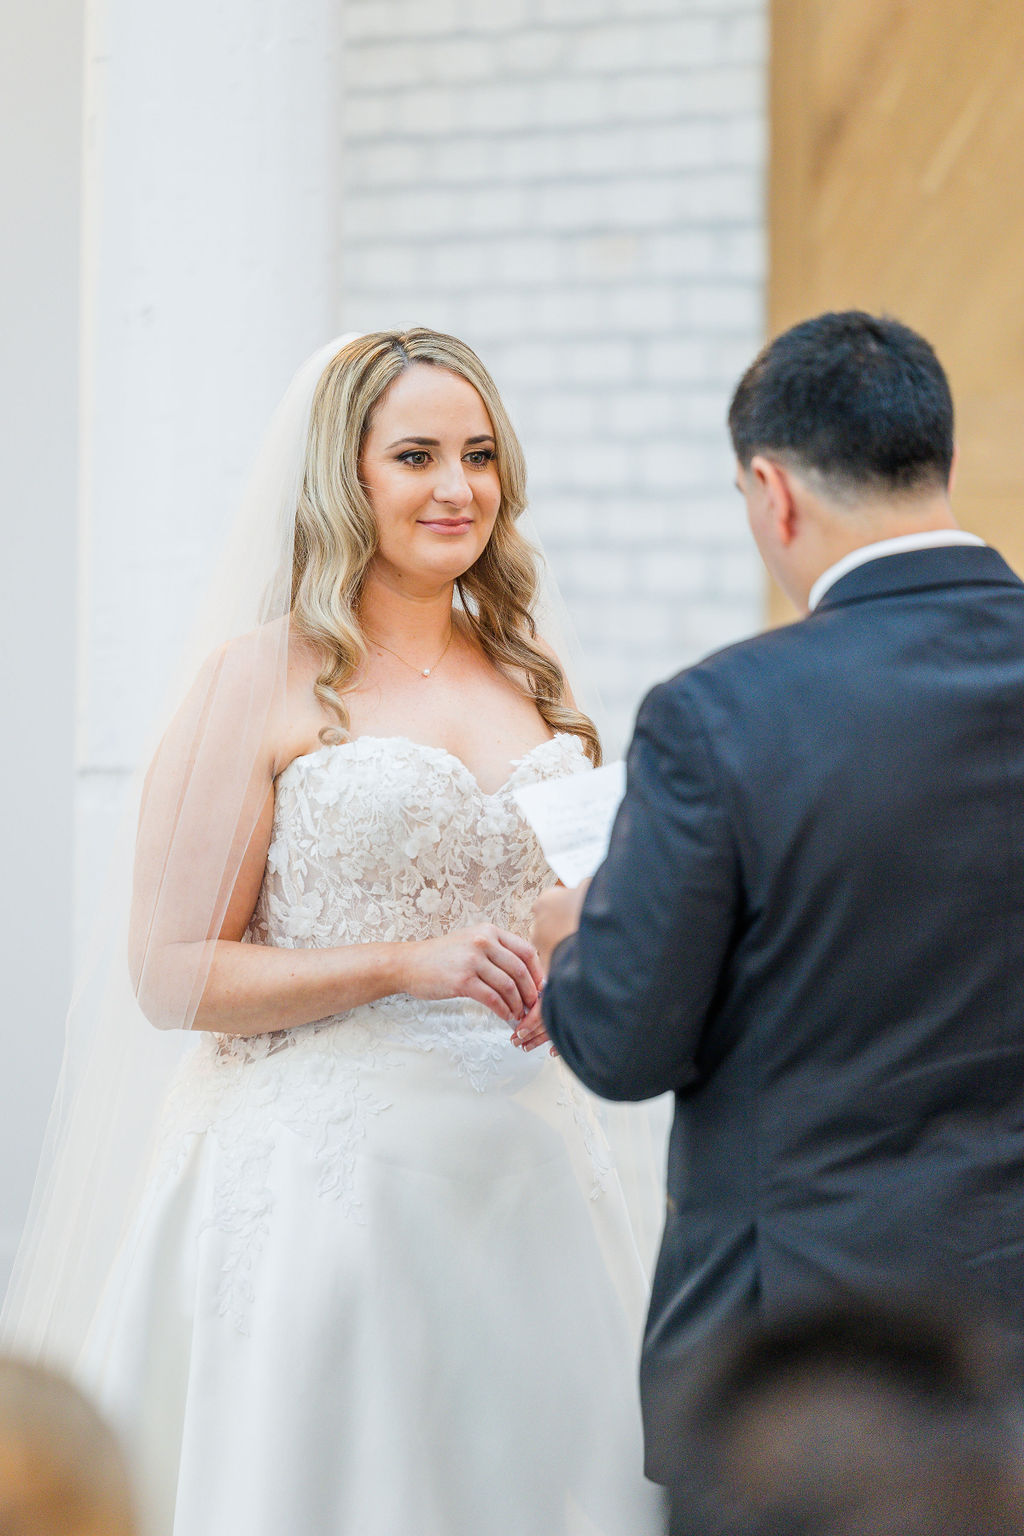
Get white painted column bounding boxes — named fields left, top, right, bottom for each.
left=0, top=0, right=83, bottom=1291
left=2, top=0, right=345, bottom=1291
left=78, top=0, right=344, bottom=855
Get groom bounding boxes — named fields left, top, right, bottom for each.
left=531, top=310, right=1024, bottom=1484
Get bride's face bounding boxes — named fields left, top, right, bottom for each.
left=360, top=364, right=502, bottom=590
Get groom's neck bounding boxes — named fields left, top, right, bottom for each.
left=793, top=488, right=960, bottom=611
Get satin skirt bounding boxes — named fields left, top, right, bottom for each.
left=78, top=1000, right=665, bottom=1536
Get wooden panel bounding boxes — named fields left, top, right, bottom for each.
left=768, top=0, right=1024, bottom=621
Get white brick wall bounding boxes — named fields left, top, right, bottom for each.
left=340, top=0, right=767, bottom=752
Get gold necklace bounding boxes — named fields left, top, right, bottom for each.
left=370, top=624, right=454, bottom=679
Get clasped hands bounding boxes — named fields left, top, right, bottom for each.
left=511, top=880, right=590, bottom=1055
left=401, top=883, right=588, bottom=1053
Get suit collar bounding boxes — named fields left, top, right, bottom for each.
left=808, top=530, right=985, bottom=610
left=814, top=542, right=1023, bottom=612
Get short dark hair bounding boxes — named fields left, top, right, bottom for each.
left=666, top=1299, right=1024, bottom=1536
left=728, top=311, right=955, bottom=500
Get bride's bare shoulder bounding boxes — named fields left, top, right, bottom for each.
left=144, top=621, right=331, bottom=797
left=157, top=619, right=301, bottom=765
left=187, top=617, right=322, bottom=695
left=200, top=615, right=290, bottom=670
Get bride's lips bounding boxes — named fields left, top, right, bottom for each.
left=417, top=518, right=474, bottom=534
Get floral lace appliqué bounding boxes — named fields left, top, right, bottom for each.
left=154, top=734, right=596, bottom=1328
left=557, top=1068, right=614, bottom=1200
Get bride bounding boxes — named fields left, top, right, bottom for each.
left=9, top=330, right=663, bottom=1535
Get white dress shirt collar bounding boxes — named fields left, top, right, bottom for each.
left=807, top=530, right=986, bottom=612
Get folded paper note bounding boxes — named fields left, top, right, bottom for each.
left=513, top=759, right=626, bottom=887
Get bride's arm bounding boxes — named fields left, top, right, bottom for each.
left=130, top=640, right=539, bottom=1035
left=182, top=927, right=540, bottom=1037
left=143, top=842, right=541, bottom=1037
left=133, top=776, right=408, bottom=1035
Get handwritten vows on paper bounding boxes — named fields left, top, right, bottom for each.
left=513, top=760, right=626, bottom=887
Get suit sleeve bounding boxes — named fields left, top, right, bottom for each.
left=542, top=677, right=739, bottom=1101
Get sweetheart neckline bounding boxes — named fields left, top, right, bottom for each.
left=276, top=731, right=584, bottom=800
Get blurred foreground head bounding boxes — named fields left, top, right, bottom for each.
left=0, top=1356, right=136, bottom=1536
left=668, top=1300, right=1024, bottom=1536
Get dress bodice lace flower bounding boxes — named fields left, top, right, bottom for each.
left=249, top=732, right=590, bottom=952
left=154, top=733, right=607, bottom=1330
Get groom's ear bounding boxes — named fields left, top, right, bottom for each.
left=749, top=454, right=799, bottom=547
left=948, top=443, right=959, bottom=498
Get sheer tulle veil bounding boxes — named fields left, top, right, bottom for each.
left=1, top=330, right=663, bottom=1372
left=1, top=336, right=353, bottom=1366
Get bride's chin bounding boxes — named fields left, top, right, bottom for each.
left=370, top=547, right=486, bottom=592
left=409, top=545, right=488, bottom=584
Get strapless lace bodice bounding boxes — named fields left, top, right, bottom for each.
left=156, top=731, right=605, bottom=1331
left=248, top=732, right=590, bottom=950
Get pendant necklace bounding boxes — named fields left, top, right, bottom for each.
left=371, top=624, right=454, bottom=678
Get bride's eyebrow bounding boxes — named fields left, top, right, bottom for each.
left=385, top=435, right=496, bottom=449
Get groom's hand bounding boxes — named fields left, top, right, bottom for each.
left=511, top=883, right=590, bottom=1054
left=512, top=993, right=550, bottom=1053
left=530, top=880, right=590, bottom=974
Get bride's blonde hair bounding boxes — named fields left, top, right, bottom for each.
left=291, top=328, right=601, bottom=764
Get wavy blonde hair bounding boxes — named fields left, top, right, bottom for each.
left=290, top=328, right=601, bottom=764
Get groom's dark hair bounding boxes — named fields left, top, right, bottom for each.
left=728, top=311, right=954, bottom=501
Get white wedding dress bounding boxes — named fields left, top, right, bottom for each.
left=78, top=732, right=663, bottom=1536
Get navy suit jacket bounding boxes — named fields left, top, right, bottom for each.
left=542, top=544, right=1024, bottom=1481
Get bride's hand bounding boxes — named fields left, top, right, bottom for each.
left=511, top=994, right=556, bottom=1055
left=398, top=926, right=543, bottom=1023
